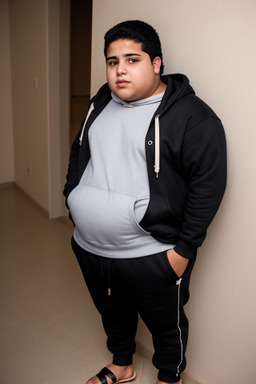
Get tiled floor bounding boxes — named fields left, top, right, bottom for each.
left=0, top=187, right=199, bottom=384
left=0, top=187, right=160, bottom=384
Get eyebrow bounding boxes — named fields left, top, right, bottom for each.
left=106, top=53, right=142, bottom=61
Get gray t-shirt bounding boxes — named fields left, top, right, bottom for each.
left=68, top=92, right=174, bottom=258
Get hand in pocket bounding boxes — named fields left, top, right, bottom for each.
left=166, top=248, right=189, bottom=278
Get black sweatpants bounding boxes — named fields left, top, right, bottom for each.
left=71, top=237, right=195, bottom=383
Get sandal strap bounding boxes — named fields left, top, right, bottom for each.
left=96, top=367, right=117, bottom=384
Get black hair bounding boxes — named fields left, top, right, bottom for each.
left=104, top=20, right=164, bottom=75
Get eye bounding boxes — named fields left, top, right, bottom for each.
left=128, top=58, right=139, bottom=64
left=108, top=61, right=118, bottom=66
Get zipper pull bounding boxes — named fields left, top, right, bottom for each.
left=176, top=278, right=182, bottom=285
left=108, top=288, right=111, bottom=296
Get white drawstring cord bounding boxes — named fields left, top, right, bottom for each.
left=79, top=102, right=94, bottom=146
left=154, top=115, right=160, bottom=178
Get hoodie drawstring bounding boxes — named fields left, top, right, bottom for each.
left=79, top=102, right=94, bottom=146
left=154, top=115, right=160, bottom=178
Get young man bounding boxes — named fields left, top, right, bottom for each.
left=64, top=20, right=227, bottom=384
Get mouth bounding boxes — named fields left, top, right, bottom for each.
left=116, top=80, right=130, bottom=87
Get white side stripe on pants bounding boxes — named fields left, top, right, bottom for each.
left=176, top=277, right=183, bottom=378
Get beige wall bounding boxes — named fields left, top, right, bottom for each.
left=2, top=0, right=70, bottom=217
left=91, top=1, right=256, bottom=383
left=9, top=0, right=49, bottom=210
left=0, top=0, right=15, bottom=184
left=47, top=0, right=70, bottom=218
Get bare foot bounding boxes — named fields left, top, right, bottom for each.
left=86, top=363, right=135, bottom=384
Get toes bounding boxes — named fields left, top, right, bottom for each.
left=86, top=378, right=96, bottom=384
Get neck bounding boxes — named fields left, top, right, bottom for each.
left=152, top=78, right=166, bottom=97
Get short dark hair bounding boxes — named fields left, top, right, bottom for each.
left=104, top=20, right=164, bottom=75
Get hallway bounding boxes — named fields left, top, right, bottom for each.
left=0, top=187, right=158, bottom=384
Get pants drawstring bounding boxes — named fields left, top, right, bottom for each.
left=100, top=258, right=113, bottom=296
left=107, top=261, right=112, bottom=296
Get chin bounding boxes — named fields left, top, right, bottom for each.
left=116, top=91, right=135, bottom=102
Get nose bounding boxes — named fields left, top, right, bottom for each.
left=116, top=63, right=127, bottom=76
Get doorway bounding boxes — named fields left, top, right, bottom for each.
left=70, top=0, right=92, bottom=146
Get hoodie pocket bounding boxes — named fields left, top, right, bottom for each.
left=68, top=185, right=151, bottom=248
left=132, top=197, right=151, bottom=234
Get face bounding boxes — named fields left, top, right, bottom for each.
left=106, top=39, right=165, bottom=102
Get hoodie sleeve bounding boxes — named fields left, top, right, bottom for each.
left=174, top=116, right=227, bottom=259
left=63, top=130, right=81, bottom=206
left=63, top=96, right=97, bottom=206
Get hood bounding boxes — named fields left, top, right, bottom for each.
left=151, top=74, right=195, bottom=178
left=159, top=74, right=195, bottom=113
left=91, top=73, right=194, bottom=110
left=79, top=74, right=195, bottom=177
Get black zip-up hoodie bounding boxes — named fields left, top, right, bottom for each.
left=64, top=74, right=227, bottom=260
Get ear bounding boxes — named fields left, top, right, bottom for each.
left=152, top=57, right=162, bottom=75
